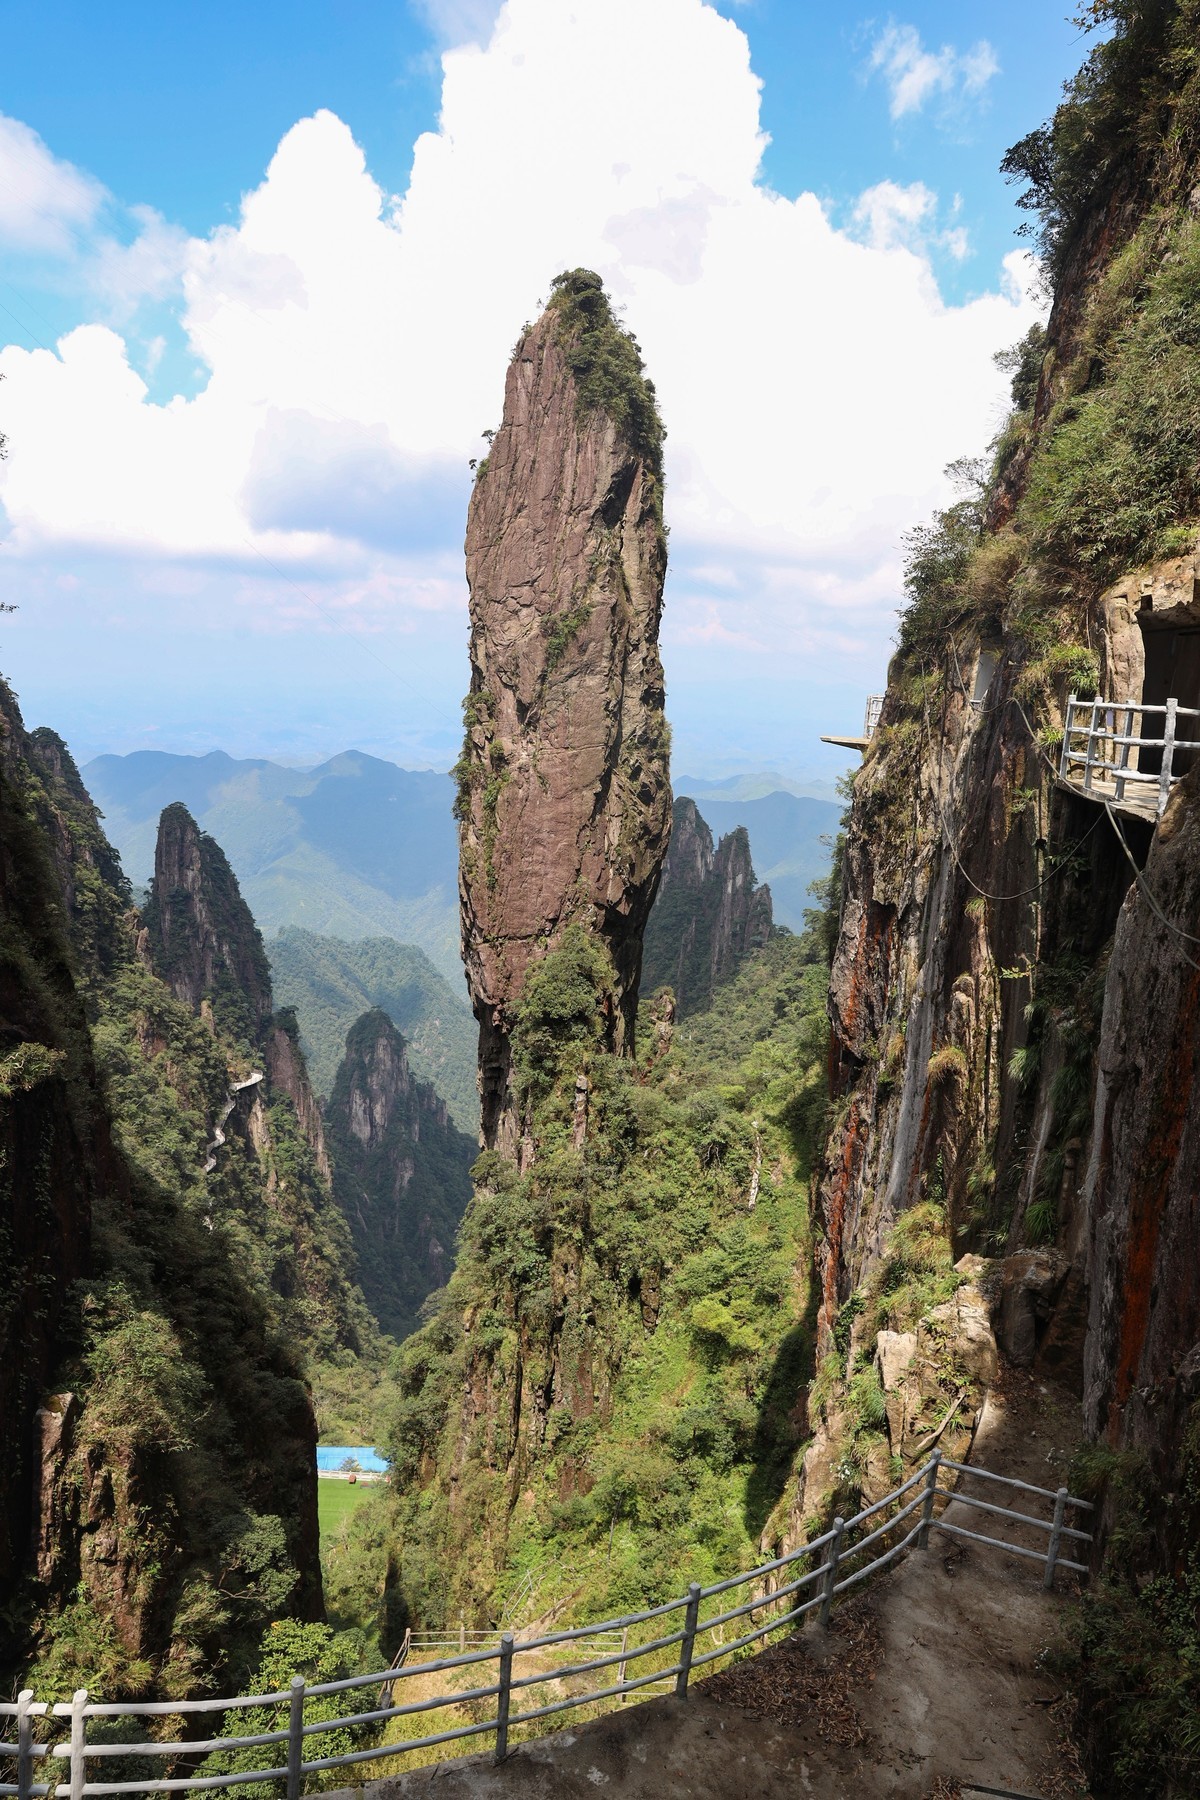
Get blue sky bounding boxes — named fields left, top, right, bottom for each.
left=0, top=1, right=1084, bottom=779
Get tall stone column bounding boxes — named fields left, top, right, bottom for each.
left=457, top=270, right=672, bottom=1155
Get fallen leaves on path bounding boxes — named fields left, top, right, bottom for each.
left=696, top=1599, right=881, bottom=1749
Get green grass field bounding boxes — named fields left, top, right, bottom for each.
left=318, top=1478, right=373, bottom=1541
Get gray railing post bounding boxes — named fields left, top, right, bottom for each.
left=1159, top=697, right=1178, bottom=816
left=819, top=1518, right=846, bottom=1628
left=16, top=1689, right=33, bottom=1800
left=675, top=1582, right=702, bottom=1697
left=1083, top=700, right=1099, bottom=792
left=1060, top=695, right=1076, bottom=784
left=1044, top=1487, right=1069, bottom=1590
left=918, top=1451, right=942, bottom=1550
left=494, top=1632, right=514, bottom=1764
left=286, top=1676, right=305, bottom=1800
left=68, top=1690, right=87, bottom=1800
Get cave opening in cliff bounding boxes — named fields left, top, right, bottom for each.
left=1137, top=610, right=1200, bottom=778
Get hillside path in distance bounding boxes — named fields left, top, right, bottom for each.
left=332, top=1369, right=1087, bottom=1797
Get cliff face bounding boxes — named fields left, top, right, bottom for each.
left=808, top=0, right=1200, bottom=1607
left=266, top=1008, right=331, bottom=1183
left=457, top=269, right=671, bottom=1154
left=325, top=1009, right=474, bottom=1341
left=144, top=802, right=274, bottom=1042
left=642, top=797, right=773, bottom=1015
left=1, top=728, right=389, bottom=1696
left=1081, top=770, right=1200, bottom=1469
left=0, top=690, right=120, bottom=1600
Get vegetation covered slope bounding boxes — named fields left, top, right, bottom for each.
left=1, top=706, right=383, bottom=1704
left=324, top=1009, right=474, bottom=1343
left=809, top=5, right=1200, bottom=1791
left=267, top=926, right=476, bottom=1129
left=326, top=922, right=829, bottom=1643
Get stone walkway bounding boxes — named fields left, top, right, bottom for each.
left=332, top=1372, right=1089, bottom=1799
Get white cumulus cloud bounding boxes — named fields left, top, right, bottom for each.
left=868, top=22, right=1000, bottom=121
left=0, top=0, right=1038, bottom=672
left=0, top=114, right=104, bottom=252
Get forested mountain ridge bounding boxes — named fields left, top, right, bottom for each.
left=267, top=927, right=477, bottom=1130
left=0, top=695, right=382, bottom=1700
left=354, top=922, right=828, bottom=1637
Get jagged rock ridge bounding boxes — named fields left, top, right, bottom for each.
left=324, top=1009, right=474, bottom=1341
left=144, top=801, right=274, bottom=1042
left=457, top=269, right=672, bottom=1154
left=642, top=797, right=773, bottom=1016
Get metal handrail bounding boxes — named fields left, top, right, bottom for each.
left=1059, top=693, right=1200, bottom=816
left=2, top=1453, right=1092, bottom=1798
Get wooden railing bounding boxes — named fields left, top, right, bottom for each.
left=1060, top=694, right=1200, bottom=817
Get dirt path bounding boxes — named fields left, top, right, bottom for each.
left=335, top=1371, right=1090, bottom=1800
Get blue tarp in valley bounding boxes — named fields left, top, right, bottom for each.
left=316, top=1445, right=388, bottom=1473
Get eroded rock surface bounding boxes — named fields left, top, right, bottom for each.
left=1082, top=772, right=1200, bottom=1475
left=458, top=271, right=671, bottom=1153
left=144, top=802, right=274, bottom=1041
left=642, top=796, right=773, bottom=1015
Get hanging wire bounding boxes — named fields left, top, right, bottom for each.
left=1102, top=800, right=1200, bottom=969
left=919, top=659, right=1102, bottom=904
left=926, top=639, right=1200, bottom=954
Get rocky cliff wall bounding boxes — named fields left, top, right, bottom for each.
left=810, top=3, right=1200, bottom=1573
left=0, top=687, right=120, bottom=1602
left=642, top=797, right=773, bottom=1015
left=325, top=1009, right=474, bottom=1341
left=144, top=802, right=274, bottom=1043
left=457, top=269, right=671, bottom=1154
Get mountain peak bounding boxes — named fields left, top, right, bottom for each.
left=143, top=801, right=274, bottom=1043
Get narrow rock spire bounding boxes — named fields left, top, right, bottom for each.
left=143, top=802, right=274, bottom=1043
left=458, top=270, right=672, bottom=1154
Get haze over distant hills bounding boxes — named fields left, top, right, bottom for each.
left=83, top=747, right=462, bottom=981
left=84, top=748, right=842, bottom=950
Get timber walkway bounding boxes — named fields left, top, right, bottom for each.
left=1058, top=692, right=1200, bottom=820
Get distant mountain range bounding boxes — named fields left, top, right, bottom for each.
left=83, top=747, right=462, bottom=982
left=81, top=749, right=841, bottom=1126
left=84, top=748, right=842, bottom=951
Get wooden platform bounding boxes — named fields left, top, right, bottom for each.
left=820, top=734, right=871, bottom=753
left=1056, top=771, right=1161, bottom=824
